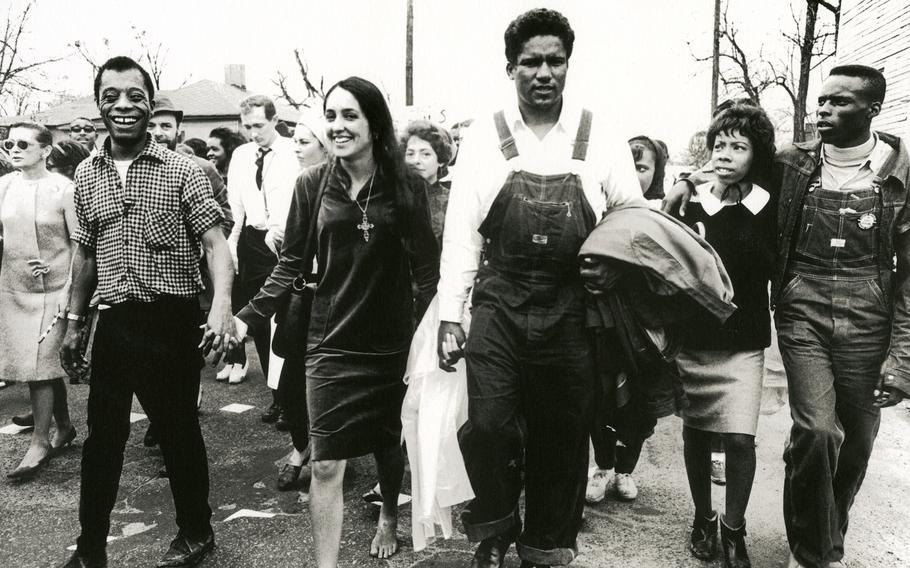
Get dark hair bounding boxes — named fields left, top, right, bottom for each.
left=70, top=116, right=96, bottom=125
left=94, top=56, right=155, bottom=104
left=275, top=121, right=291, bottom=137
left=401, top=120, right=455, bottom=177
left=628, top=135, right=668, bottom=200
left=829, top=64, right=887, bottom=104
left=504, top=8, right=575, bottom=65
left=208, top=127, right=246, bottom=162
left=0, top=150, right=13, bottom=177
left=706, top=104, right=776, bottom=190
left=10, top=122, right=53, bottom=146
left=47, top=140, right=91, bottom=180
left=183, top=137, right=208, bottom=158
left=325, top=76, right=414, bottom=219
left=239, top=94, right=277, bottom=121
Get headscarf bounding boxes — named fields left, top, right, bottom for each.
left=295, top=107, right=330, bottom=152
left=628, top=135, right=668, bottom=201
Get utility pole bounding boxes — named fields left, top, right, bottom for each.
left=406, top=0, right=413, bottom=106
left=711, top=0, right=721, bottom=116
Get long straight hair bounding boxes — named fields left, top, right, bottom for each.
left=324, top=77, right=416, bottom=226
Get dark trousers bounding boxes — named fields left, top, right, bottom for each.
left=237, top=226, right=278, bottom=377
left=776, top=274, right=888, bottom=567
left=459, top=303, right=594, bottom=566
left=76, top=298, right=211, bottom=556
left=591, top=410, right=653, bottom=474
left=277, top=356, right=310, bottom=460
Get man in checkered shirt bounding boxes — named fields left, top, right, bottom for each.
left=58, top=56, right=235, bottom=568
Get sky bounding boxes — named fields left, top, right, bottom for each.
left=10, top=0, right=835, bottom=157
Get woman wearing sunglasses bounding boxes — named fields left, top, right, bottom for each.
left=0, top=123, right=78, bottom=479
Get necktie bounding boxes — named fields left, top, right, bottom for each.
left=255, top=147, right=271, bottom=190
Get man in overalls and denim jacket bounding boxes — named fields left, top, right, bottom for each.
left=664, top=64, right=910, bottom=568
left=435, top=9, right=643, bottom=568
left=772, top=65, right=910, bottom=568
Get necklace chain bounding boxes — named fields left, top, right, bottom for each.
left=354, top=169, right=376, bottom=242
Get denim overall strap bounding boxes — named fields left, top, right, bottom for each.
left=494, top=111, right=518, bottom=161
left=571, top=108, right=593, bottom=161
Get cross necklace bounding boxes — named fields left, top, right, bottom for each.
left=354, top=169, right=376, bottom=242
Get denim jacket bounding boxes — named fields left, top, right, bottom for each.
left=772, top=132, right=910, bottom=393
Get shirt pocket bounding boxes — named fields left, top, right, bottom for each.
left=144, top=209, right=179, bottom=251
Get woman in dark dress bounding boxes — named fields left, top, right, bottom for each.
left=233, top=76, right=439, bottom=566
left=401, top=119, right=454, bottom=244
left=673, top=104, right=777, bottom=568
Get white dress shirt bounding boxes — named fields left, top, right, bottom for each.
left=437, top=98, right=644, bottom=322
left=226, top=135, right=300, bottom=257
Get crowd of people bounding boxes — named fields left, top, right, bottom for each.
left=0, top=6, right=907, bottom=568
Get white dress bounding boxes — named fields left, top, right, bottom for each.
left=0, top=172, right=75, bottom=382
left=402, top=295, right=474, bottom=551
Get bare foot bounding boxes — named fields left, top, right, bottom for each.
left=369, top=507, right=399, bottom=559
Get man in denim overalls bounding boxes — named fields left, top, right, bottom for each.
left=772, top=65, right=910, bottom=568
left=435, top=8, right=644, bottom=568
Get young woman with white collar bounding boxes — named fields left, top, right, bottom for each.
left=672, top=103, right=778, bottom=568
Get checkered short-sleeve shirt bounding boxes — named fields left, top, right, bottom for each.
left=73, top=136, right=224, bottom=304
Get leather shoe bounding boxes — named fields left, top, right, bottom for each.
left=51, top=426, right=78, bottom=455
left=156, top=530, right=215, bottom=567
left=720, top=517, right=751, bottom=568
left=276, top=463, right=302, bottom=491
left=261, top=402, right=281, bottom=423
left=689, top=511, right=718, bottom=560
left=470, top=529, right=518, bottom=568
left=58, top=550, right=108, bottom=567
left=12, top=412, right=35, bottom=427
left=7, top=452, right=51, bottom=480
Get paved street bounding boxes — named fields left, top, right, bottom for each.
left=2, top=347, right=909, bottom=568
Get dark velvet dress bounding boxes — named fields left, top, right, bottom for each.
left=238, top=160, right=439, bottom=460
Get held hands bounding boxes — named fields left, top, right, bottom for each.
left=874, top=373, right=907, bottom=408
left=198, top=302, right=240, bottom=366
left=437, top=321, right=466, bottom=372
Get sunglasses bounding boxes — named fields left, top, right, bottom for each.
left=70, top=125, right=95, bottom=133
left=2, top=139, right=37, bottom=151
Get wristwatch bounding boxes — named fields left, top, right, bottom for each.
left=65, top=311, right=87, bottom=323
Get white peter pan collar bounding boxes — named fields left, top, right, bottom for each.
left=695, top=182, right=770, bottom=216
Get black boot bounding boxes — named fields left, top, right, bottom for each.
left=470, top=521, right=521, bottom=568
left=471, top=533, right=513, bottom=568
left=689, top=511, right=718, bottom=560
left=720, top=516, right=751, bottom=568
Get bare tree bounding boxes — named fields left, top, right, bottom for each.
left=0, top=0, right=66, bottom=115
left=70, top=26, right=190, bottom=90
left=273, top=49, right=325, bottom=110
left=694, top=0, right=840, bottom=142
left=693, top=3, right=780, bottom=106
left=684, top=130, right=711, bottom=168
left=773, top=0, right=840, bottom=142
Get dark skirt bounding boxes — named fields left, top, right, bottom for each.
left=306, top=369, right=407, bottom=461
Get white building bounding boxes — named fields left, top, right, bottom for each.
left=838, top=0, right=910, bottom=138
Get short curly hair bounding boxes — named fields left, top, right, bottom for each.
left=707, top=104, right=776, bottom=190
left=504, top=8, right=575, bottom=65
left=401, top=120, right=454, bottom=177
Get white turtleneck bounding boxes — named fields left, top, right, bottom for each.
left=821, top=133, right=892, bottom=191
